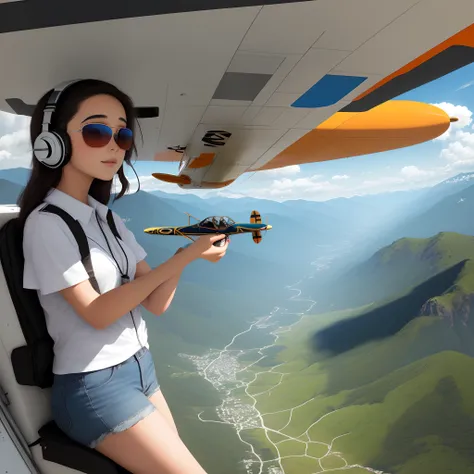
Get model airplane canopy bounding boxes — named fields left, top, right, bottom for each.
left=200, top=216, right=236, bottom=228
left=1, top=0, right=473, bottom=189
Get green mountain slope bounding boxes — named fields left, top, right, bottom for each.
left=310, top=259, right=473, bottom=365
left=243, top=258, right=474, bottom=473
left=314, top=232, right=474, bottom=311
left=259, top=350, right=474, bottom=474
left=353, top=180, right=474, bottom=265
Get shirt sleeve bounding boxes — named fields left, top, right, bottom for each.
left=112, top=212, right=147, bottom=263
left=23, top=212, right=90, bottom=296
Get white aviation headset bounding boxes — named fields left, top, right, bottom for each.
left=33, top=79, right=85, bottom=169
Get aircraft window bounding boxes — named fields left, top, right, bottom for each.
left=199, top=216, right=235, bottom=229
left=200, top=216, right=234, bottom=228
left=200, top=218, right=216, bottom=229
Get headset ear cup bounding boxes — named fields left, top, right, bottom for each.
left=59, top=130, right=72, bottom=166
left=33, top=131, right=66, bottom=168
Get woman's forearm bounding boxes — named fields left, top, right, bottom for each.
left=143, top=271, right=182, bottom=316
left=87, top=249, right=194, bottom=329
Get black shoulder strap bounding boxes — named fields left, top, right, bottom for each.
left=106, top=209, right=122, bottom=240
left=40, top=204, right=100, bottom=294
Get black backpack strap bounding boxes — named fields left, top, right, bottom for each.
left=40, top=204, right=100, bottom=294
left=106, top=209, right=121, bottom=240
left=1, top=217, right=55, bottom=388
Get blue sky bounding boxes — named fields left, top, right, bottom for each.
left=1, top=62, right=474, bottom=201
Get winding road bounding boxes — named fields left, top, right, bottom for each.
left=178, top=280, right=387, bottom=474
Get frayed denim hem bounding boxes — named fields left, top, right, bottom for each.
left=146, top=384, right=161, bottom=399
left=88, top=404, right=157, bottom=449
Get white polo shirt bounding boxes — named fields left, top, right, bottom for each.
left=22, top=188, right=149, bottom=375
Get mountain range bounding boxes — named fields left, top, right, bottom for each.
left=3, top=166, right=474, bottom=473
left=4, top=166, right=474, bottom=254
left=3, top=166, right=474, bottom=337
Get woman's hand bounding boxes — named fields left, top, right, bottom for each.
left=184, top=234, right=229, bottom=263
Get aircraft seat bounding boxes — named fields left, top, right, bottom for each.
left=0, top=205, right=129, bottom=474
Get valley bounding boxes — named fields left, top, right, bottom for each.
left=156, top=231, right=474, bottom=474
left=178, top=283, right=383, bottom=474
left=163, top=240, right=385, bottom=474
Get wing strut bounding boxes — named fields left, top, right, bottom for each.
left=184, top=212, right=200, bottom=226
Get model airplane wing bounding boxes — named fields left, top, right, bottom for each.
left=1, top=1, right=473, bottom=189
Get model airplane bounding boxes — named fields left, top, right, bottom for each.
left=1, top=1, right=472, bottom=192
left=144, top=210, right=272, bottom=245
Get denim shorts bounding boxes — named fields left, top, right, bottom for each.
left=51, top=347, right=160, bottom=448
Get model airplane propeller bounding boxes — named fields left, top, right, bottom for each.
left=144, top=210, right=272, bottom=246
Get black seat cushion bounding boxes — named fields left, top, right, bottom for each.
left=38, top=421, right=131, bottom=474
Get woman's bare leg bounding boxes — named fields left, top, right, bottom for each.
left=148, top=388, right=179, bottom=435
left=94, top=409, right=207, bottom=474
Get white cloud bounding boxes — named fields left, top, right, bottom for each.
left=400, top=165, right=436, bottom=180
left=456, top=80, right=474, bottom=91
left=0, top=111, right=32, bottom=169
left=439, top=130, right=474, bottom=169
left=432, top=103, right=474, bottom=174
left=0, top=111, right=30, bottom=137
left=251, top=176, right=341, bottom=200
left=332, top=174, right=349, bottom=180
left=0, top=150, right=12, bottom=161
left=431, top=102, right=472, bottom=141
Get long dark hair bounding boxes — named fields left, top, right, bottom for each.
left=17, top=79, right=142, bottom=224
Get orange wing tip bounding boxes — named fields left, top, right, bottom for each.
left=256, top=100, right=454, bottom=171
left=152, top=173, right=191, bottom=185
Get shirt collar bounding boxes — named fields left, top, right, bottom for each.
left=88, top=194, right=110, bottom=223
left=43, top=188, right=109, bottom=225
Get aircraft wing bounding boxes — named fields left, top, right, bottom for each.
left=1, top=0, right=473, bottom=189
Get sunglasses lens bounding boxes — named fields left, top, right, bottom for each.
left=81, top=124, right=133, bottom=150
left=82, top=123, right=112, bottom=147
left=116, top=128, right=133, bottom=151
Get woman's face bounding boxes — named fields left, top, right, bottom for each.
left=66, top=94, right=129, bottom=181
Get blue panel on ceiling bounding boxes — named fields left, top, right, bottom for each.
left=291, top=74, right=367, bottom=108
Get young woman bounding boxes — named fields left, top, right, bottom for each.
left=19, top=79, right=226, bottom=473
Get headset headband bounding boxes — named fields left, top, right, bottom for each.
left=40, top=79, right=84, bottom=133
